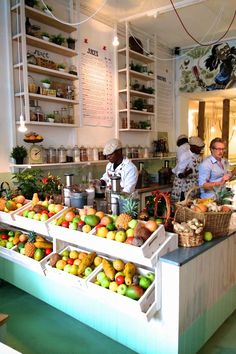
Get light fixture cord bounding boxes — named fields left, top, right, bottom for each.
left=16, top=3, right=23, bottom=117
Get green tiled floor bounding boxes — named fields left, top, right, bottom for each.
left=0, top=280, right=235, bottom=354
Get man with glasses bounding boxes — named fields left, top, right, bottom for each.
left=198, top=137, right=236, bottom=198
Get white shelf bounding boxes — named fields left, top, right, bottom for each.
left=119, top=128, right=153, bottom=132
left=11, top=4, right=77, bottom=33
left=13, top=34, right=77, bottom=57
left=118, top=47, right=155, bottom=64
left=14, top=63, right=78, bottom=81
left=119, top=89, right=155, bottom=99
left=119, top=109, right=155, bottom=116
left=118, top=68, right=155, bottom=81
left=16, top=121, right=78, bottom=128
left=15, top=92, right=79, bottom=105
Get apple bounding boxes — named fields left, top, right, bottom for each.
left=128, top=219, right=138, bottom=229
left=204, top=231, right=213, bottom=241
left=70, top=264, right=78, bottom=275
left=45, top=248, right=52, bottom=256
left=23, top=210, right=30, bottom=217
left=42, top=200, right=49, bottom=208
left=139, top=276, right=151, bottom=289
left=62, top=256, right=68, bottom=261
left=106, top=230, right=116, bottom=240
left=1, top=234, right=8, bottom=240
left=14, top=195, right=25, bottom=204
left=61, top=221, right=69, bottom=228
left=115, top=271, right=124, bottom=280
left=40, top=213, right=49, bottom=222
left=8, top=231, right=14, bottom=237
left=96, top=226, right=109, bottom=238
left=6, top=241, right=14, bottom=249
left=27, top=211, right=35, bottom=219
left=48, top=212, right=55, bottom=218
left=61, top=250, right=70, bottom=257
left=115, top=230, right=127, bottom=243
left=100, top=277, right=110, bottom=288
left=96, top=271, right=106, bottom=283
left=69, top=222, right=78, bottom=230
left=41, top=210, right=49, bottom=215
left=69, top=250, right=79, bottom=259
left=33, top=213, right=41, bottom=221
left=73, top=216, right=81, bottom=223
left=117, top=284, right=127, bottom=295
left=145, top=220, right=158, bottom=233
left=54, top=204, right=64, bottom=214
left=100, top=215, right=113, bottom=226
left=67, top=258, right=74, bottom=265
left=48, top=204, right=56, bottom=213
left=84, top=267, right=93, bottom=277
left=146, top=272, right=155, bottom=282
left=109, top=281, right=118, bottom=292
left=125, top=237, right=134, bottom=245
left=115, top=275, right=125, bottom=285
left=56, top=259, right=67, bottom=270
left=64, top=264, right=72, bottom=273
left=126, top=228, right=134, bottom=237
left=82, top=224, right=92, bottom=233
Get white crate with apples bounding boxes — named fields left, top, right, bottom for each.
left=0, top=200, right=31, bottom=224
left=45, top=245, right=101, bottom=289
left=87, top=263, right=156, bottom=315
left=14, top=203, right=66, bottom=236
left=11, top=247, right=52, bottom=275
left=48, top=213, right=166, bottom=267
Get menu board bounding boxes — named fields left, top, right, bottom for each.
left=80, top=43, right=114, bottom=127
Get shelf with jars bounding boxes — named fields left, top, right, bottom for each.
left=117, top=23, right=156, bottom=133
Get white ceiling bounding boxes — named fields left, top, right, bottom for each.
left=80, top=0, right=236, bottom=48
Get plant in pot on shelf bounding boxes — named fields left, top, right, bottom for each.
left=41, top=32, right=50, bottom=41
left=133, top=98, right=144, bottom=111
left=10, top=145, right=27, bottom=165
left=46, top=113, right=55, bottom=123
left=66, top=37, right=76, bottom=50
left=57, top=63, right=66, bottom=72
left=50, top=34, right=65, bottom=46
left=12, top=169, right=43, bottom=200
left=41, top=78, right=51, bottom=89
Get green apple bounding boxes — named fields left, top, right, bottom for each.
left=8, top=236, right=14, bottom=242
left=69, top=264, right=78, bottom=275
left=40, top=213, right=49, bottom=222
left=111, top=214, right=118, bottom=223
left=72, top=216, right=81, bottom=223
left=100, top=277, right=110, bottom=288
left=115, top=230, right=127, bottom=243
left=128, top=219, right=138, bottom=229
left=6, top=241, right=14, bottom=249
left=146, top=272, right=155, bottom=283
left=23, top=210, right=30, bottom=217
left=69, top=222, right=78, bottom=230
left=109, top=281, right=118, bottom=292
left=126, top=228, right=134, bottom=237
left=33, top=213, right=41, bottom=221
left=204, top=231, right=213, bottom=241
left=106, top=230, right=116, bottom=240
left=64, top=264, right=72, bottom=273
left=96, top=271, right=106, bottom=283
left=62, top=256, right=69, bottom=261
left=42, top=200, right=49, bottom=208
left=8, top=231, right=14, bottom=237
left=139, top=276, right=151, bottom=289
left=117, top=283, right=127, bottom=295
left=61, top=250, right=70, bottom=257
left=27, top=211, right=35, bottom=219
left=48, top=204, right=56, bottom=213
left=84, top=267, right=93, bottom=277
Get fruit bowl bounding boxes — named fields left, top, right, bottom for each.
left=24, top=138, right=44, bottom=143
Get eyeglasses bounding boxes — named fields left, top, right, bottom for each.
left=212, top=148, right=225, bottom=151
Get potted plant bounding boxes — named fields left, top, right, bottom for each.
left=41, top=32, right=50, bottom=41
left=133, top=98, right=144, bottom=111
left=42, top=4, right=53, bottom=14
left=66, top=37, right=76, bottom=50
left=46, top=113, right=55, bottom=123
left=57, top=63, right=66, bottom=72
left=50, top=34, right=65, bottom=46
left=12, top=168, right=43, bottom=199
left=41, top=78, right=51, bottom=89
left=10, top=145, right=27, bottom=165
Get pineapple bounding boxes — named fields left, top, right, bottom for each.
left=116, top=196, right=139, bottom=230
left=24, top=231, right=36, bottom=258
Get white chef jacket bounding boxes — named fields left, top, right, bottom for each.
left=172, top=142, right=191, bottom=175
left=101, top=157, right=138, bottom=193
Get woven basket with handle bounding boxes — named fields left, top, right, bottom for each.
left=175, top=185, right=232, bottom=238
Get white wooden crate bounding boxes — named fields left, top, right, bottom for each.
left=0, top=200, right=31, bottom=223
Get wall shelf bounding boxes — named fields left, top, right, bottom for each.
left=15, top=92, right=79, bottom=105
left=118, top=48, right=155, bottom=64
left=14, top=63, right=78, bottom=81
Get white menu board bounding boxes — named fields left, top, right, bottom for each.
left=81, top=42, right=114, bottom=127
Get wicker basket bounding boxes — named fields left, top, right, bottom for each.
left=178, top=231, right=204, bottom=247
left=36, top=57, right=57, bottom=70
left=175, top=186, right=232, bottom=238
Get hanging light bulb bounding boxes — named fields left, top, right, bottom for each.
left=18, top=114, right=27, bottom=133
left=112, top=33, right=119, bottom=47
left=210, top=126, right=216, bottom=134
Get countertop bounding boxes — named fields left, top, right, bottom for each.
left=135, top=183, right=172, bottom=193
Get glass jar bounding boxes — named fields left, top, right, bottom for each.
left=47, top=146, right=57, bottom=163
left=73, top=145, right=80, bottom=162
left=35, top=105, right=44, bottom=122
left=53, top=110, right=61, bottom=123
left=93, top=146, right=99, bottom=161
left=87, top=147, right=93, bottom=161
left=58, top=145, right=67, bottom=163
left=66, top=146, right=73, bottom=162
left=80, top=145, right=88, bottom=162
left=60, top=107, right=68, bottom=123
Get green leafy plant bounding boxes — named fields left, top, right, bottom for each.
left=57, top=63, right=66, bottom=70
left=12, top=169, right=43, bottom=199
left=41, top=32, right=50, bottom=38
left=41, top=78, right=51, bottom=84
left=50, top=34, right=65, bottom=46
left=41, top=173, right=62, bottom=197
left=10, top=145, right=27, bottom=160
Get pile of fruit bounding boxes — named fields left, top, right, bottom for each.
left=0, top=194, right=27, bottom=213
left=18, top=193, right=64, bottom=222
left=0, top=229, right=21, bottom=249
left=190, top=199, right=231, bottom=213
left=48, top=249, right=102, bottom=278
left=52, top=206, right=160, bottom=246
left=24, top=131, right=43, bottom=142
left=93, top=258, right=155, bottom=300
left=15, top=231, right=53, bottom=260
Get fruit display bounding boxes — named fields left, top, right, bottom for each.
left=24, top=131, right=44, bottom=143
left=51, top=206, right=161, bottom=247
left=89, top=257, right=155, bottom=301
left=0, top=229, right=22, bottom=249
left=0, top=194, right=28, bottom=213
left=14, top=231, right=53, bottom=261
left=47, top=247, right=102, bottom=280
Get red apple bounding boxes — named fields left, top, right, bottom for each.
left=61, top=221, right=69, bottom=228
left=125, top=237, right=134, bottom=244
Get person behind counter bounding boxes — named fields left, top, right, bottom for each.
left=97, top=138, right=138, bottom=194
left=198, top=137, right=236, bottom=198
left=171, top=136, right=205, bottom=201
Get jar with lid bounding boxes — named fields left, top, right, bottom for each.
left=47, top=146, right=57, bottom=163
left=66, top=146, right=73, bottom=162
left=80, top=146, right=88, bottom=162
left=73, top=145, right=80, bottom=162
left=132, top=146, right=139, bottom=158
left=35, top=105, right=44, bottom=122
left=60, top=107, right=68, bottom=123
left=144, top=146, right=149, bottom=158
left=53, top=110, right=61, bottom=123
left=58, top=145, right=67, bottom=163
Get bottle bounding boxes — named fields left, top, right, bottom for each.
left=58, top=145, right=66, bottom=163
left=73, top=145, right=80, bottom=162
left=47, top=146, right=56, bottom=163
left=158, top=160, right=172, bottom=185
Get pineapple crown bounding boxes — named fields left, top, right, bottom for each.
left=120, top=194, right=139, bottom=218
left=28, top=231, right=37, bottom=242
